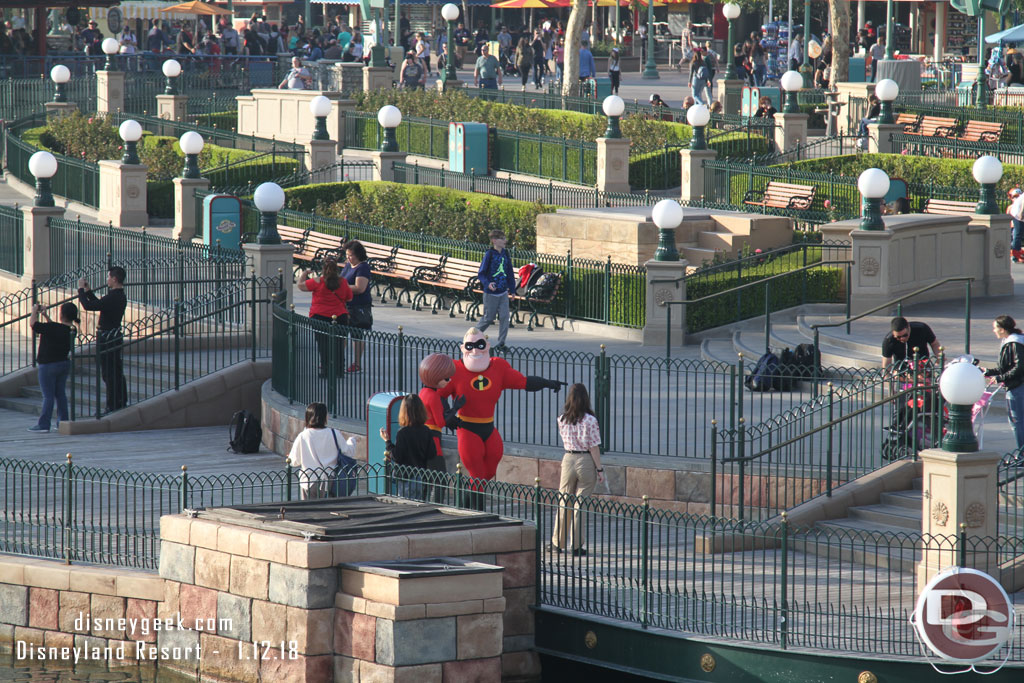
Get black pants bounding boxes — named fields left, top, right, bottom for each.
left=533, top=61, right=544, bottom=87
left=520, top=66, right=530, bottom=87
left=97, top=328, right=127, bottom=412
left=609, top=70, right=620, bottom=93
left=312, top=313, right=347, bottom=376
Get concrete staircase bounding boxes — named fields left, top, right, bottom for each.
left=678, top=212, right=793, bottom=268
left=793, top=479, right=924, bottom=574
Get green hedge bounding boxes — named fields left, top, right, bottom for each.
left=284, top=181, right=554, bottom=249
left=630, top=132, right=775, bottom=191
left=192, top=111, right=238, bottom=131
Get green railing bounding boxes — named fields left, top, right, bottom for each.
left=0, top=75, right=96, bottom=120
left=0, top=203, right=24, bottom=276
left=713, top=359, right=941, bottom=520
left=392, top=160, right=655, bottom=209
left=343, top=110, right=598, bottom=185
left=120, top=63, right=284, bottom=118
left=107, top=112, right=304, bottom=156
left=4, top=123, right=100, bottom=208
left=891, top=98, right=1024, bottom=145
left=658, top=248, right=852, bottom=344
left=272, top=304, right=875, bottom=459
left=69, top=274, right=282, bottom=421
left=889, top=132, right=1024, bottom=167
left=5, top=456, right=1024, bottom=663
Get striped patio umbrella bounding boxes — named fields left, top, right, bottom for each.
left=490, top=0, right=569, bottom=8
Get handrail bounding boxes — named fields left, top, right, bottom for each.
left=810, top=277, right=973, bottom=387
left=659, top=259, right=854, bottom=359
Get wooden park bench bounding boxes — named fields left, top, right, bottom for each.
left=411, top=255, right=481, bottom=317
left=923, top=198, right=976, bottom=216
left=956, top=120, right=1004, bottom=143
left=912, top=116, right=957, bottom=138
left=895, top=113, right=921, bottom=133
left=743, top=181, right=816, bottom=211
left=373, top=248, right=446, bottom=307
left=462, top=268, right=564, bottom=331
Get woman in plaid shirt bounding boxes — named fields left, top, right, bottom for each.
left=551, top=384, right=605, bottom=556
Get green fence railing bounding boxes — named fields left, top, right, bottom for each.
left=0, top=75, right=96, bottom=120
left=889, top=132, right=1024, bottom=168
left=272, top=304, right=875, bottom=459
left=0, top=203, right=24, bottom=276
left=4, top=123, right=100, bottom=208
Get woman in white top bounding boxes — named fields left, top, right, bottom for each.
left=414, top=32, right=431, bottom=75
left=550, top=383, right=605, bottom=556
left=287, top=402, right=359, bottom=499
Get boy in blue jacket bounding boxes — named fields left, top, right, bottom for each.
left=477, top=229, right=514, bottom=348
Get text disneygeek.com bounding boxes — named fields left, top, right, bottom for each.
left=14, top=612, right=299, bottom=662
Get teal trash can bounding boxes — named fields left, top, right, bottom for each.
left=848, top=57, right=866, bottom=83
left=202, top=194, right=242, bottom=251
left=593, top=76, right=612, bottom=101
left=449, top=122, right=489, bottom=175
left=758, top=86, right=782, bottom=110
left=367, top=392, right=405, bottom=495
left=956, top=82, right=975, bottom=106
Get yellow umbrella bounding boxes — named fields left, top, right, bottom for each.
left=490, top=0, right=568, bottom=7
left=159, top=1, right=232, bottom=16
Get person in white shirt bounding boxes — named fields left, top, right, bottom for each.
left=550, top=383, right=605, bottom=556
left=287, top=402, right=359, bottom=499
left=788, top=33, right=802, bottom=71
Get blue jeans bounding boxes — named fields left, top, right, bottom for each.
left=753, top=65, right=766, bottom=87
left=692, top=83, right=707, bottom=105
left=480, top=77, right=497, bottom=89
left=37, top=360, right=70, bottom=430
left=1009, top=384, right=1024, bottom=449
left=1012, top=218, right=1023, bottom=251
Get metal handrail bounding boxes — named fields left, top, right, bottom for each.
left=659, top=259, right=854, bottom=358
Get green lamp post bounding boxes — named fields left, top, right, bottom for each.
left=973, top=155, right=1003, bottom=215
left=939, top=362, right=986, bottom=452
left=652, top=199, right=683, bottom=261
left=858, top=168, right=890, bottom=231
left=642, top=1, right=659, bottom=80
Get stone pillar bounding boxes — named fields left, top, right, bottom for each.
left=172, top=177, right=211, bottom=242
left=679, top=148, right=717, bottom=203
left=370, top=150, right=408, bottom=183
left=934, top=1, right=946, bottom=65
left=834, top=82, right=877, bottom=135
left=642, top=259, right=687, bottom=347
left=363, top=66, right=392, bottom=93
left=916, top=447, right=1001, bottom=592
left=718, top=78, right=744, bottom=116
left=774, top=112, right=809, bottom=153
left=21, top=204, right=65, bottom=285
left=866, top=122, right=902, bottom=154
left=96, top=70, right=125, bottom=115
left=596, top=137, right=631, bottom=194
left=333, top=98, right=356, bottom=153
left=437, top=78, right=464, bottom=93
left=968, top=212, right=1014, bottom=297
left=97, top=160, right=148, bottom=228
left=244, top=242, right=294, bottom=347
left=155, top=94, right=188, bottom=122
left=305, top=139, right=337, bottom=177
left=43, top=101, right=77, bottom=117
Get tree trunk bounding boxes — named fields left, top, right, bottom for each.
left=561, top=0, right=587, bottom=96
left=829, top=0, right=849, bottom=83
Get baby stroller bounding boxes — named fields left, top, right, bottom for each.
left=972, top=381, right=1002, bottom=449
left=881, top=358, right=942, bottom=461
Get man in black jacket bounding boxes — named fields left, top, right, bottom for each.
left=78, top=266, right=128, bottom=412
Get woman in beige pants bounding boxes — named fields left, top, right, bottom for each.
left=551, top=384, right=605, bottom=556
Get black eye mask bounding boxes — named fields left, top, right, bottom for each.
left=464, top=339, right=488, bottom=351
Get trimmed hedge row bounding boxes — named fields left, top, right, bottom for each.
left=630, top=132, right=775, bottom=190
left=284, top=181, right=554, bottom=249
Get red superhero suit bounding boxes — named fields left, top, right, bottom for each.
left=440, top=328, right=563, bottom=485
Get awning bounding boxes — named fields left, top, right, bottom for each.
left=986, top=23, right=1024, bottom=44
left=315, top=0, right=495, bottom=4
left=88, top=1, right=201, bottom=20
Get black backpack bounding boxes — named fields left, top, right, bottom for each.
left=528, top=273, right=560, bottom=301
left=793, top=343, right=821, bottom=379
left=745, top=352, right=780, bottom=392
left=229, top=410, right=262, bottom=454
left=777, top=347, right=796, bottom=391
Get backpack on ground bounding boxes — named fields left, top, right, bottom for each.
left=777, top=347, right=797, bottom=391
left=793, top=343, right=821, bottom=378
left=229, top=410, right=262, bottom=453
left=745, top=351, right=780, bottom=392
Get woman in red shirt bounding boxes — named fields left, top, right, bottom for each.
left=298, top=257, right=353, bottom=377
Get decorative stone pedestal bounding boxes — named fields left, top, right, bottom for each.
left=370, top=150, right=408, bottom=183
left=865, top=122, right=901, bottom=154
left=596, top=137, right=631, bottom=194
left=916, top=447, right=1001, bottom=593
left=20, top=204, right=65, bottom=285
left=156, top=94, right=188, bottom=121
left=363, top=66, right=392, bottom=93
left=306, top=139, right=337, bottom=177
left=43, top=101, right=77, bottom=117
left=97, top=160, right=149, bottom=228
left=437, top=77, right=464, bottom=93
left=969, top=212, right=1014, bottom=297
left=774, top=112, right=809, bottom=153
left=96, top=70, right=125, bottom=114
left=643, top=258, right=688, bottom=348
left=718, top=78, right=744, bottom=116
left=173, top=177, right=211, bottom=242
left=244, top=242, right=294, bottom=347
left=679, top=148, right=717, bottom=202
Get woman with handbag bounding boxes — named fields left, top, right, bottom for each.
left=379, top=394, right=437, bottom=500
left=551, top=383, right=605, bottom=557
left=341, top=241, right=373, bottom=373
left=288, top=402, right=359, bottom=499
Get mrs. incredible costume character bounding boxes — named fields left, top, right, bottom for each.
left=440, top=328, right=564, bottom=507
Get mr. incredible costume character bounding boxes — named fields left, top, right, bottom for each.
left=440, top=328, right=564, bottom=485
